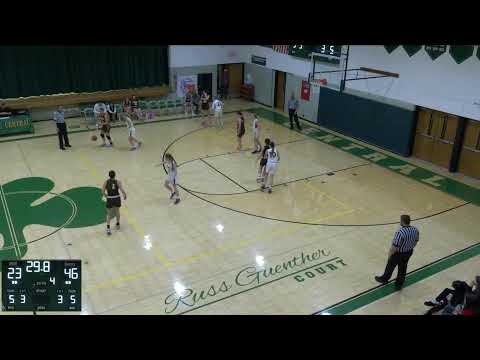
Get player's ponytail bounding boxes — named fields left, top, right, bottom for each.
left=270, top=142, right=276, bottom=158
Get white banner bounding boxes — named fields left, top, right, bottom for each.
left=176, top=75, right=198, bottom=98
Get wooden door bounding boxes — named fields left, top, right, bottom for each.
left=412, top=107, right=458, bottom=169
left=227, top=64, right=243, bottom=98
left=458, top=119, right=480, bottom=178
left=274, top=71, right=286, bottom=110
left=412, top=108, right=435, bottom=162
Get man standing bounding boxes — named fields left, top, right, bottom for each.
left=375, top=214, right=419, bottom=290
left=53, top=106, right=71, bottom=151
left=287, top=93, right=302, bottom=130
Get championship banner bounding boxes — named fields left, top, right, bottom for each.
left=176, top=75, right=198, bottom=98
left=301, top=80, right=311, bottom=101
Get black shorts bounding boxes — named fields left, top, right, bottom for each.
left=106, top=197, right=121, bottom=209
left=237, top=129, right=245, bottom=138
left=260, top=159, right=267, bottom=167
left=101, top=124, right=111, bottom=133
left=201, top=102, right=209, bottom=110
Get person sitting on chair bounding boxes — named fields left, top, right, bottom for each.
left=424, top=280, right=469, bottom=315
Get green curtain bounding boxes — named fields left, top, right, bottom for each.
left=0, top=46, right=169, bottom=98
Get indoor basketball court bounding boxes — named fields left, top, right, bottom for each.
left=1, top=45, right=479, bottom=315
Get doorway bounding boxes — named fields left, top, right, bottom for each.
left=274, top=71, right=286, bottom=110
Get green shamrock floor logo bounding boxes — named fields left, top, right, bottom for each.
left=0, top=177, right=106, bottom=265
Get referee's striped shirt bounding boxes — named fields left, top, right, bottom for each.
left=392, top=225, right=419, bottom=253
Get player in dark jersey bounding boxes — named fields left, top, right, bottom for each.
left=257, top=138, right=271, bottom=183
left=236, top=111, right=246, bottom=151
left=99, top=112, right=114, bottom=147
left=102, top=170, right=127, bottom=235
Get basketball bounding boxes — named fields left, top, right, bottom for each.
left=91, top=135, right=97, bottom=141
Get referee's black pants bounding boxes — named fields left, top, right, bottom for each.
left=288, top=109, right=301, bottom=130
left=56, top=122, right=70, bottom=149
left=379, top=250, right=413, bottom=288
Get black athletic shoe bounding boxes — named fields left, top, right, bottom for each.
left=60, top=147, right=66, bottom=150
left=65, top=144, right=72, bottom=148
left=170, top=192, right=175, bottom=200
left=375, top=276, right=387, bottom=284
left=424, top=301, right=439, bottom=307
left=106, top=228, right=112, bottom=236
left=174, top=198, right=181, bottom=205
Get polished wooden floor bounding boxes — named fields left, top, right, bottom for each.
left=1, top=99, right=479, bottom=315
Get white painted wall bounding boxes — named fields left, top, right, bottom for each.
left=169, top=45, right=250, bottom=67
left=248, top=46, right=338, bottom=78
left=346, top=45, right=480, bottom=120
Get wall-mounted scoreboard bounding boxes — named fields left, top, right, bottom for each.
left=289, top=45, right=343, bottom=64
left=2, top=260, right=81, bottom=312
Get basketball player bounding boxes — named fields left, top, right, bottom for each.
left=236, top=112, right=245, bottom=151
left=261, top=141, right=280, bottom=193
left=124, top=115, right=142, bottom=151
left=251, top=114, right=261, bottom=154
left=102, top=170, right=127, bottom=235
left=211, top=97, right=224, bottom=128
left=257, top=138, right=270, bottom=183
left=99, top=113, right=114, bottom=147
left=157, top=153, right=180, bottom=205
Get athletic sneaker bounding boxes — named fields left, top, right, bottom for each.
left=268, top=188, right=272, bottom=194
left=129, top=147, right=136, bottom=151
left=169, top=192, right=175, bottom=200
left=106, top=228, right=112, bottom=236
left=260, top=185, right=266, bottom=192
left=174, top=198, right=181, bottom=205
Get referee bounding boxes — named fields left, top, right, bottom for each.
left=287, top=93, right=302, bottom=130
left=53, top=106, right=71, bottom=150
left=375, top=214, right=419, bottom=290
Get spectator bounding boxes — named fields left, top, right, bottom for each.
left=192, top=90, right=200, bottom=115
left=124, top=96, right=132, bottom=113
left=466, top=275, right=480, bottom=309
left=0, top=101, right=13, bottom=116
left=424, top=280, right=469, bottom=315
left=184, top=88, right=193, bottom=117
left=107, top=102, right=118, bottom=122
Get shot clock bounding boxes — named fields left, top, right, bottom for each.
left=1, top=260, right=81, bottom=312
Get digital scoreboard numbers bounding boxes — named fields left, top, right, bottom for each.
left=288, top=45, right=313, bottom=58
left=289, top=45, right=342, bottom=65
left=1, top=260, right=81, bottom=312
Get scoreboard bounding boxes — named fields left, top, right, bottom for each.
left=289, top=45, right=343, bottom=64
left=2, top=260, right=81, bottom=312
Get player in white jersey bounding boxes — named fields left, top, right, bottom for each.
left=261, top=141, right=280, bottom=194
left=251, top=115, right=261, bottom=154
left=157, top=153, right=180, bottom=204
left=211, top=97, right=224, bottom=128
left=124, top=115, right=142, bottom=151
